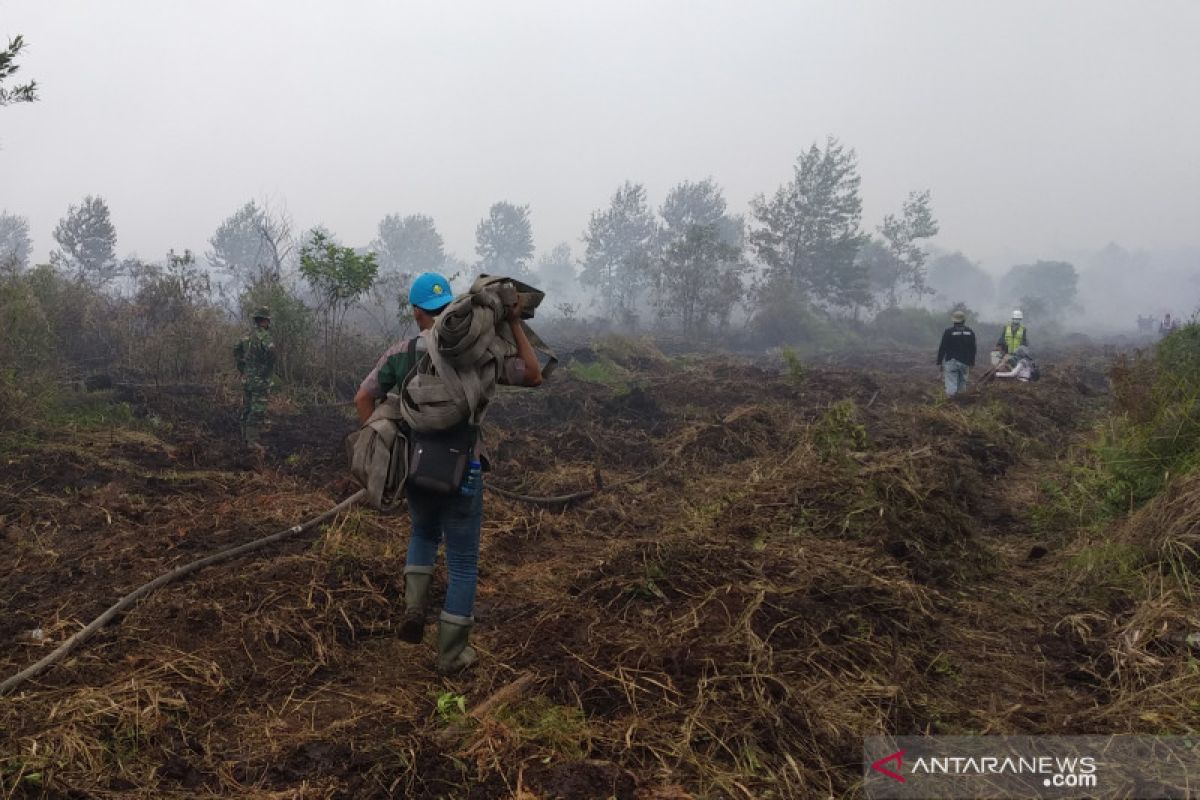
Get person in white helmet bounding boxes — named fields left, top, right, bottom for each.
left=1159, top=313, right=1179, bottom=338
left=995, top=309, right=1028, bottom=369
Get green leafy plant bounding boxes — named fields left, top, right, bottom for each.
left=299, top=228, right=379, bottom=391
left=568, top=359, right=628, bottom=386
left=436, top=692, right=467, bottom=723
left=499, top=698, right=591, bottom=759
left=813, top=399, right=868, bottom=457
left=780, top=346, right=805, bottom=384
left=1095, top=325, right=1200, bottom=511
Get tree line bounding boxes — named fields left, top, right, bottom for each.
left=2, top=135, right=1083, bottom=368
left=0, top=31, right=1082, bottom=351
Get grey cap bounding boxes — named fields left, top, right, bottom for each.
left=951, top=310, right=966, bottom=323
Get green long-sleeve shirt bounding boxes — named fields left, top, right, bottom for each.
left=234, top=328, right=276, bottom=384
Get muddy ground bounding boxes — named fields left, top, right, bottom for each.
left=0, top=348, right=1149, bottom=799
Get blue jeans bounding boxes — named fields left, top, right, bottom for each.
left=405, top=483, right=484, bottom=619
left=943, top=358, right=969, bottom=397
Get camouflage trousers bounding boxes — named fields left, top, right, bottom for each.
left=240, top=379, right=270, bottom=444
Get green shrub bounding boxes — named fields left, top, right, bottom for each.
left=1069, top=540, right=1147, bottom=593
left=748, top=279, right=858, bottom=350
left=780, top=346, right=805, bottom=384
left=813, top=399, right=868, bottom=457
left=568, top=358, right=630, bottom=387
left=25, top=265, right=123, bottom=367
left=498, top=698, right=590, bottom=759
left=1030, top=464, right=1111, bottom=537
left=0, top=273, right=53, bottom=371
left=593, top=334, right=666, bottom=369
left=1098, top=324, right=1200, bottom=509
left=1156, top=323, right=1200, bottom=391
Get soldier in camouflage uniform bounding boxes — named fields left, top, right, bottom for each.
left=233, top=306, right=276, bottom=447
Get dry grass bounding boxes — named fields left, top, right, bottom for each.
left=0, top=351, right=1139, bottom=798
left=1056, top=472, right=1200, bottom=734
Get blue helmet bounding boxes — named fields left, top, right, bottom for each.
left=409, top=272, right=453, bottom=311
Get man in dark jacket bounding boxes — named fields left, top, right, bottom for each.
left=936, top=310, right=977, bottom=397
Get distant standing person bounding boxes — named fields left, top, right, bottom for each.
left=1160, top=313, right=1178, bottom=338
left=233, top=306, right=275, bottom=449
left=936, top=310, right=977, bottom=398
left=996, top=309, right=1027, bottom=368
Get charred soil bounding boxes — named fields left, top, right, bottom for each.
left=0, top=351, right=1152, bottom=799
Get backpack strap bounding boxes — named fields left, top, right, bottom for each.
left=396, top=335, right=424, bottom=388
left=398, top=335, right=426, bottom=411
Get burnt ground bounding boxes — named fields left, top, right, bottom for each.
left=0, top=349, right=1153, bottom=799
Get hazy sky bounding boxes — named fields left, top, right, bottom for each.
left=2, top=0, right=1197, bottom=274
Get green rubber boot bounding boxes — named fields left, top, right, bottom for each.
left=435, top=612, right=478, bottom=675
left=398, top=566, right=433, bottom=644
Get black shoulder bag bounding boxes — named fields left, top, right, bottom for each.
left=402, top=337, right=478, bottom=495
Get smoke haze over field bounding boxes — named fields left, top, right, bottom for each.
left=1, top=0, right=1198, bottom=309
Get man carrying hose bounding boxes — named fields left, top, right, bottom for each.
left=354, top=273, right=543, bottom=674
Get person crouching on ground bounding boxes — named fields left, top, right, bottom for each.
left=996, top=345, right=1034, bottom=382
left=936, top=310, right=977, bottom=398
left=353, top=272, right=543, bottom=674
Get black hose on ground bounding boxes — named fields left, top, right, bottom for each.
left=485, top=483, right=596, bottom=506
left=0, top=490, right=366, bottom=697
left=0, top=462, right=663, bottom=695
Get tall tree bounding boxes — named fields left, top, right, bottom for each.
left=0, top=35, right=37, bottom=107
left=749, top=138, right=869, bottom=310
left=299, top=228, right=378, bottom=390
left=206, top=200, right=293, bottom=287
left=998, top=260, right=1079, bottom=320
left=51, top=195, right=119, bottom=286
left=534, top=242, right=576, bottom=298
left=875, top=189, right=939, bottom=307
left=660, top=178, right=726, bottom=231
left=656, top=223, right=747, bottom=333
left=366, top=214, right=445, bottom=338
left=475, top=202, right=534, bottom=279
left=661, top=178, right=745, bottom=244
left=372, top=213, right=445, bottom=277
left=132, top=249, right=212, bottom=326
left=0, top=211, right=32, bottom=272
left=580, top=181, right=658, bottom=319
left=655, top=179, right=747, bottom=331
